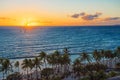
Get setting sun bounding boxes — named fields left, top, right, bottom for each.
left=20, top=17, right=40, bottom=27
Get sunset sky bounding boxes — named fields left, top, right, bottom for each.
left=0, top=0, right=120, bottom=26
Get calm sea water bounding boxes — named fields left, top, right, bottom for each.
left=0, top=26, right=120, bottom=58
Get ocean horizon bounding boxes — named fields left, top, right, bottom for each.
left=0, top=25, right=120, bottom=59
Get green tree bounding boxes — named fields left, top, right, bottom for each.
left=93, top=50, right=101, bottom=63
left=104, top=50, right=113, bottom=67
left=33, top=57, right=42, bottom=80
left=73, top=58, right=82, bottom=67
left=53, top=50, right=61, bottom=72
left=39, top=51, right=47, bottom=68
left=73, top=58, right=83, bottom=78
left=47, top=50, right=62, bottom=74
left=14, top=61, right=20, bottom=72
left=62, top=49, right=71, bottom=73
left=115, top=47, right=120, bottom=63
left=47, top=54, right=55, bottom=68
left=100, top=49, right=105, bottom=64
left=80, top=52, right=91, bottom=64
left=28, top=59, right=34, bottom=79
left=21, top=58, right=29, bottom=80
left=0, top=59, right=12, bottom=80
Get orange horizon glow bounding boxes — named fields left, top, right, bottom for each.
left=0, top=16, right=118, bottom=27
left=0, top=0, right=120, bottom=26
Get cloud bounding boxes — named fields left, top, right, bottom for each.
left=104, top=17, right=120, bottom=21
left=71, top=14, right=80, bottom=18
left=80, top=12, right=85, bottom=16
left=71, top=12, right=85, bottom=18
left=0, top=17, right=16, bottom=21
left=81, top=13, right=102, bottom=20
left=71, top=12, right=102, bottom=20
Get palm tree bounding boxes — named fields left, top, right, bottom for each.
left=113, top=49, right=120, bottom=65
left=28, top=59, right=34, bottom=79
left=73, top=58, right=83, bottom=79
left=63, top=48, right=69, bottom=54
left=33, top=57, right=42, bottom=80
left=115, top=47, right=120, bottom=62
left=79, top=52, right=91, bottom=76
left=80, top=52, right=91, bottom=64
left=0, top=59, right=12, bottom=79
left=47, top=51, right=61, bottom=74
left=14, top=61, right=20, bottom=72
left=0, top=58, right=5, bottom=79
left=0, top=58, right=4, bottom=63
left=104, top=50, right=113, bottom=67
left=62, top=50, right=71, bottom=73
left=93, top=50, right=101, bottom=63
left=21, top=58, right=29, bottom=80
left=100, top=49, right=105, bottom=64
left=73, top=58, right=82, bottom=67
left=39, top=51, right=47, bottom=68
left=53, top=50, right=61, bottom=71
left=47, top=54, right=55, bottom=68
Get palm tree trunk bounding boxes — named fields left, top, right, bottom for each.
left=6, top=71, right=8, bottom=79
left=18, top=67, right=19, bottom=72
left=60, top=64, right=62, bottom=73
left=44, top=58, right=47, bottom=68
left=27, top=68, right=29, bottom=80
left=30, top=70, right=32, bottom=80
left=5, top=72, right=7, bottom=80
left=36, top=66, right=38, bottom=80
left=103, top=57, right=105, bottom=64
left=3, top=72, right=4, bottom=80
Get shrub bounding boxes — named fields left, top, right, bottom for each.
left=80, top=77, right=89, bottom=80
left=7, top=72, right=22, bottom=80
left=115, top=63, right=120, bottom=69
left=108, top=71, right=118, bottom=77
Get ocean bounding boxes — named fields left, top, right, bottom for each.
left=0, top=26, right=120, bottom=58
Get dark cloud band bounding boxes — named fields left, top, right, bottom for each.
left=104, top=17, right=120, bottom=21
left=71, top=12, right=102, bottom=20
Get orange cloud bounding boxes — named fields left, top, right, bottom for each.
left=0, top=17, right=16, bottom=21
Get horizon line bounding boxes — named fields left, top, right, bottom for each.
left=0, top=25, right=120, bottom=27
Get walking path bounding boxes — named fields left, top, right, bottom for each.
left=107, top=76, right=120, bottom=80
